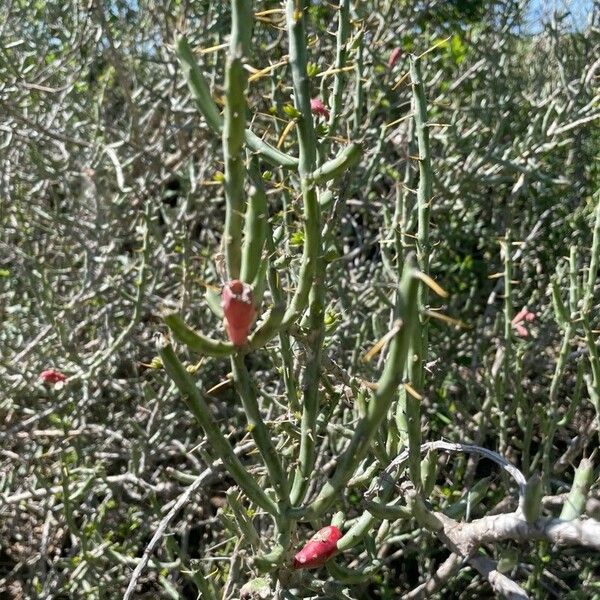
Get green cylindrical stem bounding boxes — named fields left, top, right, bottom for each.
left=205, top=287, right=224, bottom=318
left=582, top=318, right=600, bottom=419
left=558, top=359, right=584, bottom=427
left=295, top=260, right=419, bottom=520
left=246, top=303, right=285, bottom=350
left=164, top=312, right=234, bottom=357
left=503, top=233, right=513, bottom=363
left=549, top=322, right=574, bottom=407
left=497, top=233, right=513, bottom=455
left=312, top=143, right=362, bottom=184
left=158, top=342, right=277, bottom=515
left=176, top=36, right=223, bottom=135
left=410, top=54, right=433, bottom=341
left=351, top=30, right=364, bottom=137
left=290, top=190, right=347, bottom=505
left=253, top=516, right=293, bottom=570
left=542, top=283, right=574, bottom=483
left=240, top=177, right=268, bottom=285
left=521, top=473, right=543, bottom=523
left=407, top=490, right=443, bottom=532
left=560, top=458, right=594, bottom=521
left=244, top=129, right=299, bottom=168
left=177, top=36, right=298, bottom=169
left=227, top=489, right=261, bottom=549
left=363, top=500, right=411, bottom=520
left=551, top=279, right=569, bottom=324
left=336, top=452, right=409, bottom=554
left=165, top=303, right=284, bottom=358
left=326, top=559, right=382, bottom=584
left=290, top=250, right=326, bottom=506
left=406, top=55, right=433, bottom=489
left=405, top=390, right=422, bottom=490
left=285, top=0, right=317, bottom=176
left=583, top=195, right=600, bottom=314
left=282, top=0, right=321, bottom=329
left=282, top=184, right=320, bottom=328
left=445, top=476, right=492, bottom=519
left=568, top=245, right=580, bottom=315
left=231, top=353, right=290, bottom=504
left=581, top=197, right=600, bottom=424
left=421, top=448, right=437, bottom=497
left=223, top=0, right=252, bottom=278
left=264, top=223, right=299, bottom=411
left=327, top=0, right=351, bottom=139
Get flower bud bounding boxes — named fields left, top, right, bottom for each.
left=221, top=280, right=256, bottom=346
left=292, top=525, right=342, bottom=569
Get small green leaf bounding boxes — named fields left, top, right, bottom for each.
left=450, top=34, right=467, bottom=66
left=290, top=231, right=305, bottom=246
left=307, top=62, right=319, bottom=77
left=283, top=104, right=301, bottom=119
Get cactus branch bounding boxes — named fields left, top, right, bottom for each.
left=158, top=341, right=278, bottom=515
left=240, top=175, right=268, bottom=285
left=282, top=0, right=321, bottom=328
left=230, top=354, right=290, bottom=504
left=163, top=312, right=234, bottom=357
left=583, top=193, right=600, bottom=314
left=405, top=55, right=434, bottom=488
left=327, top=0, right=351, bottom=139
left=559, top=458, right=594, bottom=521
left=177, top=36, right=298, bottom=169
left=294, top=259, right=420, bottom=519
left=222, top=0, right=252, bottom=278
left=176, top=36, right=223, bottom=134
left=311, top=143, right=362, bottom=184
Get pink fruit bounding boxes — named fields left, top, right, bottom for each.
left=221, top=280, right=256, bottom=346
left=292, top=525, right=343, bottom=569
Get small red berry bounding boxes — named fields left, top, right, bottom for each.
left=40, top=369, right=66, bottom=385
left=310, top=98, right=330, bottom=120
left=221, top=280, right=256, bottom=346
left=292, top=525, right=342, bottom=569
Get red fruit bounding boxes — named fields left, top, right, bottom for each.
left=40, top=369, right=66, bottom=384
left=388, top=47, right=402, bottom=68
left=292, top=525, right=342, bottom=569
left=221, top=280, right=256, bottom=346
left=310, top=98, right=330, bottom=120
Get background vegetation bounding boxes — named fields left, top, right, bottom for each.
left=1, top=0, right=599, bottom=598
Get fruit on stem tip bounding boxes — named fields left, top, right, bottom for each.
left=221, top=279, right=257, bottom=346
left=292, top=525, right=343, bottom=569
